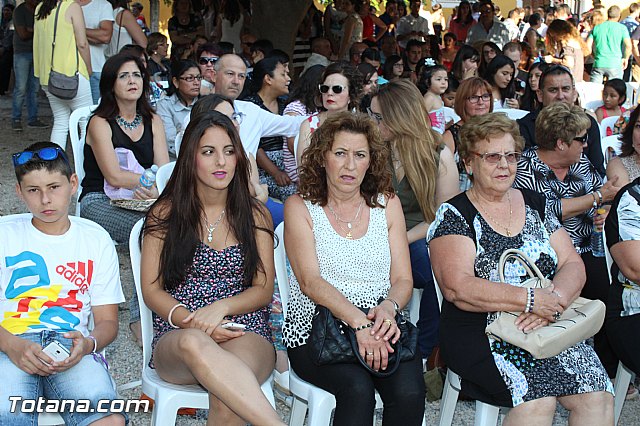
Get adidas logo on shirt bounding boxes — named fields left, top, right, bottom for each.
left=56, top=261, right=94, bottom=294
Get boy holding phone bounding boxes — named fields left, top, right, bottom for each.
left=0, top=141, right=126, bottom=425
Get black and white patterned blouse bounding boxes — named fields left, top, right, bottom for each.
left=605, top=177, right=640, bottom=317
left=514, top=148, right=603, bottom=254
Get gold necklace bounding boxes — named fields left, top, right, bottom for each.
left=327, top=199, right=364, bottom=239
left=472, top=190, right=513, bottom=237
left=205, top=210, right=225, bottom=243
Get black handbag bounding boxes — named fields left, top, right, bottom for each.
left=308, top=303, right=418, bottom=378
left=48, top=2, right=79, bottom=100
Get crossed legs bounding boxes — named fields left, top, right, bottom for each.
left=153, top=328, right=284, bottom=426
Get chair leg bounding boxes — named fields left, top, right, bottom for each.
left=614, top=362, right=634, bottom=425
left=438, top=370, right=460, bottom=426
left=288, top=398, right=308, bottom=426
left=474, top=400, right=500, bottom=426
left=306, top=392, right=336, bottom=426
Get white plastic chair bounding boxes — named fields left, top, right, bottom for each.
left=429, top=249, right=503, bottom=426
left=156, top=161, right=176, bottom=194
left=601, top=135, right=623, bottom=168
left=600, top=116, right=620, bottom=139
left=576, top=82, right=604, bottom=110
left=496, top=108, right=528, bottom=120
left=585, top=100, right=604, bottom=112
left=129, top=219, right=275, bottom=426
left=625, top=82, right=638, bottom=108
left=69, top=105, right=98, bottom=216
left=274, top=223, right=425, bottom=426
left=602, top=227, right=636, bottom=425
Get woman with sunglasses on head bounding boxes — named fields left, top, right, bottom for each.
left=244, top=55, right=297, bottom=202
left=369, top=80, right=459, bottom=368
left=156, top=60, right=201, bottom=155
left=429, top=110, right=614, bottom=425
left=443, top=77, right=494, bottom=190
left=141, top=111, right=285, bottom=426
left=514, top=103, right=623, bottom=381
left=296, top=61, right=363, bottom=167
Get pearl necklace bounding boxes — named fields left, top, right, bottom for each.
left=327, top=199, right=364, bottom=240
left=116, top=114, right=142, bottom=131
left=205, top=210, right=225, bottom=243
left=471, top=190, right=513, bottom=237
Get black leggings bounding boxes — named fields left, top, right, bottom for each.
left=288, top=344, right=426, bottom=426
left=581, top=251, right=619, bottom=377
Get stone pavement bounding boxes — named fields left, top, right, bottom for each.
left=1, top=94, right=639, bottom=425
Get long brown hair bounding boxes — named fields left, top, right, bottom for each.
left=373, top=80, right=440, bottom=222
left=143, top=111, right=272, bottom=291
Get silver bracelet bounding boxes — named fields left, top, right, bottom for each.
left=168, top=303, right=187, bottom=329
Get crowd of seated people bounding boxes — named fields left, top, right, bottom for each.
left=5, top=0, right=640, bottom=423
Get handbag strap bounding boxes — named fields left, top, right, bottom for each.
left=498, top=249, right=549, bottom=287
left=50, top=1, right=78, bottom=74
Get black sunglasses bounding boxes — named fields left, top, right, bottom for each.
left=199, top=57, right=218, bottom=65
left=12, top=147, right=69, bottom=167
left=319, top=84, right=346, bottom=94
left=573, top=134, right=588, bottom=144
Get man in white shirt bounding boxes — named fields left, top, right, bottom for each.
left=76, top=0, right=113, bottom=104
left=466, top=1, right=510, bottom=49
left=396, top=0, right=430, bottom=50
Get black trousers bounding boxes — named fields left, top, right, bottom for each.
left=288, top=344, right=426, bottom=426
left=0, top=48, right=12, bottom=94
left=581, top=251, right=619, bottom=377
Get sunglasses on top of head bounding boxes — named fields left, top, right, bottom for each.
left=12, top=147, right=70, bottom=168
left=319, top=84, right=347, bottom=94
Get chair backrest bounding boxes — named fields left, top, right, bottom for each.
left=601, top=135, right=623, bottom=167
left=69, top=105, right=98, bottom=216
left=585, top=100, right=604, bottom=112
left=273, top=222, right=292, bottom=317
left=129, top=218, right=153, bottom=369
left=443, top=106, right=461, bottom=125
left=496, top=108, right=528, bottom=120
left=600, top=116, right=620, bottom=139
left=575, top=82, right=604, bottom=110
left=156, top=161, right=176, bottom=194
left=625, top=82, right=638, bottom=108
left=602, top=223, right=614, bottom=283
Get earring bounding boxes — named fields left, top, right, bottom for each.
left=468, top=170, right=473, bottom=176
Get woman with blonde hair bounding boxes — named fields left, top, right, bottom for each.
left=544, top=19, right=587, bottom=82
left=369, top=79, right=459, bottom=364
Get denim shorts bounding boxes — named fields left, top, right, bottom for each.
left=0, top=330, right=126, bottom=426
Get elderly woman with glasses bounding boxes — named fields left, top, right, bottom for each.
left=443, top=77, right=494, bottom=190
left=514, top=102, right=623, bottom=379
left=428, top=111, right=614, bottom=424
left=156, top=59, right=202, bottom=155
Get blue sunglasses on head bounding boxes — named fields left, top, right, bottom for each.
left=12, top=147, right=70, bottom=168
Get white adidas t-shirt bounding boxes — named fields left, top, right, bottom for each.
left=0, top=215, right=125, bottom=336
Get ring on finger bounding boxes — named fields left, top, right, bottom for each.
left=383, top=319, right=393, bottom=326
left=553, top=311, right=561, bottom=321
left=366, top=351, right=374, bottom=357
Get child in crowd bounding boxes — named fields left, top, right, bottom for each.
left=0, top=141, right=125, bottom=425
left=442, top=77, right=459, bottom=109
left=418, top=61, right=449, bottom=134
left=595, top=78, right=627, bottom=124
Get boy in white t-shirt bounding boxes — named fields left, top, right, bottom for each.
left=0, top=141, right=126, bottom=425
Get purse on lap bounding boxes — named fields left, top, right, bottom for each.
left=309, top=303, right=418, bottom=378
left=48, top=2, right=79, bottom=100
left=484, top=249, right=606, bottom=359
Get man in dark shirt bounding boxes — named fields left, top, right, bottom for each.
left=517, top=65, right=605, bottom=177
left=378, top=1, right=398, bottom=37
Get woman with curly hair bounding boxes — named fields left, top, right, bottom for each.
left=284, top=111, right=426, bottom=425
left=296, top=61, right=363, bottom=166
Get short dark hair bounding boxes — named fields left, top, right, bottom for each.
left=405, top=39, right=424, bottom=51
left=197, top=42, right=222, bottom=58
left=250, top=39, right=274, bottom=56
left=539, top=64, right=574, bottom=90
left=14, top=141, right=72, bottom=182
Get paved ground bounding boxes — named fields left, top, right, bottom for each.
left=1, top=94, right=639, bottom=425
